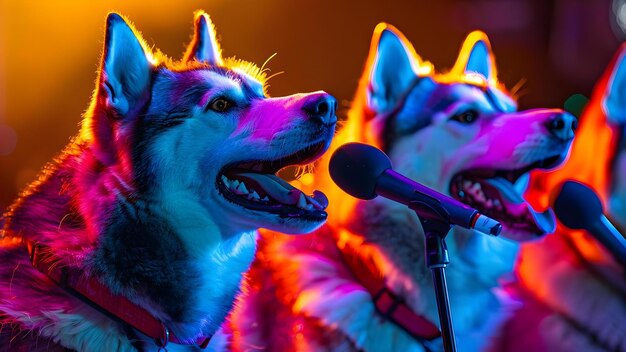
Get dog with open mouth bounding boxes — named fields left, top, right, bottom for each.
left=0, top=11, right=336, bottom=352
left=228, top=24, right=575, bottom=351
left=492, top=44, right=626, bottom=352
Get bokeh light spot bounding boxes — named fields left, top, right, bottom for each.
left=299, top=173, right=314, bottom=186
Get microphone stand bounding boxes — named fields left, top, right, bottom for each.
left=410, top=201, right=457, bottom=352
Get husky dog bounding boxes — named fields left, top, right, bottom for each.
left=0, top=11, right=336, bottom=352
left=492, top=45, right=626, bottom=352
left=229, top=24, right=576, bottom=352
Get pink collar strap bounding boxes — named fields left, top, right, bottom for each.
left=26, top=241, right=211, bottom=349
left=334, top=230, right=442, bottom=342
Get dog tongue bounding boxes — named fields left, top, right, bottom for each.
left=233, top=172, right=328, bottom=209
left=485, top=177, right=556, bottom=235
left=310, top=190, right=329, bottom=209
left=485, top=177, right=525, bottom=205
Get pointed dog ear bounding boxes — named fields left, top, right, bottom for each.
left=603, top=45, right=626, bottom=125
left=183, top=11, right=222, bottom=65
left=451, top=31, right=498, bottom=84
left=365, top=23, right=428, bottom=115
left=99, top=13, right=153, bottom=117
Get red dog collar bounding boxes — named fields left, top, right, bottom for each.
left=335, top=230, right=442, bottom=342
left=26, top=241, right=211, bottom=349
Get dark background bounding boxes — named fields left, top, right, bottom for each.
left=0, top=0, right=622, bottom=210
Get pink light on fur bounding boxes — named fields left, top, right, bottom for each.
left=523, top=45, right=626, bottom=274
left=306, top=26, right=515, bottom=228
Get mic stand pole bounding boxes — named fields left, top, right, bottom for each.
left=411, top=202, right=457, bottom=352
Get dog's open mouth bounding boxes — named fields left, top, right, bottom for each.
left=217, top=141, right=329, bottom=221
left=450, top=155, right=565, bottom=238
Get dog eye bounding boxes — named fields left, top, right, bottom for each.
left=207, top=97, right=233, bottom=113
left=451, top=110, right=479, bottom=124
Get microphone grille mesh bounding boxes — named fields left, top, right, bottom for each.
left=553, top=180, right=603, bottom=230
left=329, top=143, right=391, bottom=200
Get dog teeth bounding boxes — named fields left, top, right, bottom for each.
left=221, top=175, right=231, bottom=187
left=234, top=181, right=249, bottom=195
left=248, top=190, right=261, bottom=201
left=223, top=176, right=263, bottom=200
left=221, top=175, right=318, bottom=209
left=465, top=182, right=486, bottom=202
left=297, top=194, right=307, bottom=209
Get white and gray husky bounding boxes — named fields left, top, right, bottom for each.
left=229, top=24, right=575, bottom=351
left=492, top=44, right=626, bottom=352
left=0, top=11, right=336, bottom=352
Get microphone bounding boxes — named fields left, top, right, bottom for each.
left=553, top=180, right=626, bottom=267
left=329, top=143, right=502, bottom=236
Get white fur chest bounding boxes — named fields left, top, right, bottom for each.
left=194, top=230, right=257, bottom=321
left=153, top=197, right=258, bottom=335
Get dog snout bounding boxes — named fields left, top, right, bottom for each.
left=302, top=92, right=337, bottom=125
left=544, top=112, right=577, bottom=142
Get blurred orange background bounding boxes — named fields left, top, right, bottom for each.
left=0, top=0, right=622, bottom=210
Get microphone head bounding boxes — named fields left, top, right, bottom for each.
left=553, top=180, right=603, bottom=230
left=329, top=143, right=392, bottom=200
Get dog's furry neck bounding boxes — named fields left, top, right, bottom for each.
left=2, top=142, right=257, bottom=351
left=348, top=200, right=517, bottom=341
left=344, top=199, right=435, bottom=320
left=280, top=199, right=517, bottom=351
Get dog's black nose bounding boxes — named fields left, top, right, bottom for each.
left=545, top=113, right=577, bottom=142
left=303, top=93, right=337, bottom=125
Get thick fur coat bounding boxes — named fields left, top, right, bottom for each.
left=0, top=12, right=335, bottom=352
left=229, top=24, right=575, bottom=351
left=492, top=44, right=626, bottom=352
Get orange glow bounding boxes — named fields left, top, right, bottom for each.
left=304, top=23, right=434, bottom=225
left=337, top=228, right=397, bottom=278
left=372, top=23, right=435, bottom=77
left=307, top=26, right=510, bottom=228
left=447, top=31, right=498, bottom=87
left=183, top=12, right=223, bottom=66
left=75, top=12, right=272, bottom=148
left=299, top=173, right=314, bottom=187
left=522, top=44, right=626, bottom=270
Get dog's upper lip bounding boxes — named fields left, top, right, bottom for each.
left=458, top=154, right=566, bottom=185
left=231, top=139, right=331, bottom=175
